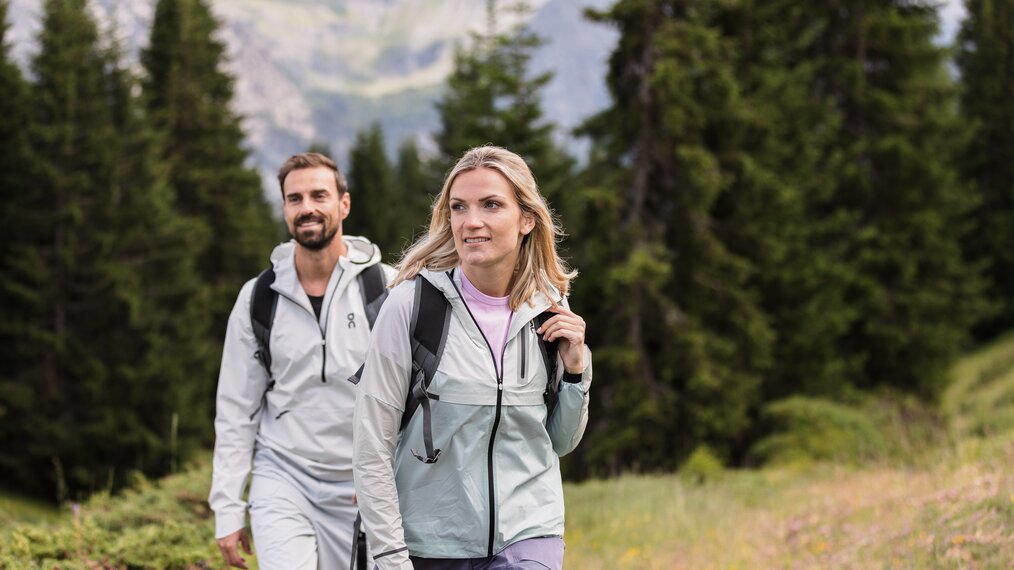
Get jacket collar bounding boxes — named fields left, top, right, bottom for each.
left=268, top=236, right=383, bottom=317
left=420, top=266, right=562, bottom=343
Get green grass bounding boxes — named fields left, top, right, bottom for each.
left=3, top=334, right=1014, bottom=568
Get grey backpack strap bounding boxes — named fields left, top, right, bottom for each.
left=248, top=267, right=278, bottom=420
left=350, top=512, right=368, bottom=570
left=347, top=264, right=389, bottom=386
left=405, top=273, right=452, bottom=463
left=534, top=311, right=560, bottom=419
left=358, top=262, right=388, bottom=329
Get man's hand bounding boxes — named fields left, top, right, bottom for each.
left=217, top=528, right=253, bottom=569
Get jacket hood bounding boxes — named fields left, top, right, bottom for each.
left=269, top=235, right=382, bottom=268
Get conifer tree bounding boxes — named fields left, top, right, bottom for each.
left=727, top=0, right=860, bottom=400
left=958, top=0, right=1014, bottom=337
left=142, top=0, right=277, bottom=339
left=0, top=0, right=43, bottom=490
left=809, top=0, right=986, bottom=397
left=12, top=0, right=122, bottom=498
left=434, top=0, right=573, bottom=206
left=393, top=138, right=438, bottom=251
left=573, top=0, right=774, bottom=474
left=102, top=39, right=216, bottom=480
left=344, top=124, right=402, bottom=257
left=0, top=0, right=215, bottom=499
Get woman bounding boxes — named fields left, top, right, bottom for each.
left=352, top=145, right=592, bottom=570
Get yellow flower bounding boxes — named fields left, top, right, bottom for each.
left=951, top=535, right=966, bottom=545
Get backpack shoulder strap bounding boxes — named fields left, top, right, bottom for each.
left=358, top=262, right=389, bottom=329
left=250, top=267, right=278, bottom=373
left=404, top=273, right=452, bottom=463
left=534, top=310, right=560, bottom=418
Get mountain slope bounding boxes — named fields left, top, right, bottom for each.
left=7, top=0, right=616, bottom=195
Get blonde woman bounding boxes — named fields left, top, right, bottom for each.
left=352, top=146, right=592, bottom=570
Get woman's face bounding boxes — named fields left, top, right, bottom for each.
left=448, top=167, right=534, bottom=283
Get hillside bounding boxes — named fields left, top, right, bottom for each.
left=3, top=333, right=1013, bottom=568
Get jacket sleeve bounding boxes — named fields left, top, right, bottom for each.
left=547, top=297, right=593, bottom=457
left=353, top=281, right=415, bottom=570
left=208, top=279, right=268, bottom=539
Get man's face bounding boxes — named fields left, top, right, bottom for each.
left=282, top=166, right=350, bottom=250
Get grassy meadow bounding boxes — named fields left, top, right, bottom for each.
left=3, top=334, right=1014, bottom=569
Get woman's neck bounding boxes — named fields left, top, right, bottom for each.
left=460, top=265, right=512, bottom=298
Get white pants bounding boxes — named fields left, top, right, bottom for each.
left=249, top=471, right=358, bottom=570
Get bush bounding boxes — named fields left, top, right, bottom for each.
left=748, top=395, right=945, bottom=467
left=0, top=458, right=219, bottom=569
left=679, top=445, right=725, bottom=484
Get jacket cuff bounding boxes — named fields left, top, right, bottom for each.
left=215, top=511, right=247, bottom=540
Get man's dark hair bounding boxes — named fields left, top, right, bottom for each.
left=277, top=152, right=348, bottom=196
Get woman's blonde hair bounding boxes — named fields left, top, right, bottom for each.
left=393, top=145, right=576, bottom=310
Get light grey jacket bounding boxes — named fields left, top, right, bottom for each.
left=353, top=268, right=592, bottom=569
left=209, top=237, right=394, bottom=539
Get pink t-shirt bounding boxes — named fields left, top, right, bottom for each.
left=460, top=272, right=513, bottom=376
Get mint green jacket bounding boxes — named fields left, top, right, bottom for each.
left=353, top=268, right=592, bottom=569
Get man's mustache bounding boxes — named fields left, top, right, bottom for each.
left=296, top=213, right=325, bottom=225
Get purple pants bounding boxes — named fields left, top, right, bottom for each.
left=406, top=537, right=565, bottom=570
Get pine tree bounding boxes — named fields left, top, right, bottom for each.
left=0, top=0, right=44, bottom=491
left=434, top=0, right=573, bottom=205
left=958, top=0, right=1014, bottom=337
left=810, top=0, right=986, bottom=397
left=344, top=124, right=402, bottom=257
left=142, top=0, right=277, bottom=340
left=393, top=138, right=438, bottom=252
left=102, top=38, right=216, bottom=481
left=726, top=0, right=860, bottom=400
left=572, top=0, right=774, bottom=474
left=0, top=0, right=215, bottom=499
left=11, top=0, right=123, bottom=499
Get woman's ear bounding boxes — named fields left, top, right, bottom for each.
left=520, top=213, right=535, bottom=236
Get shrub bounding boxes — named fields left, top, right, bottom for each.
left=748, top=395, right=944, bottom=467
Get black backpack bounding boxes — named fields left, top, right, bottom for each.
left=351, top=271, right=560, bottom=464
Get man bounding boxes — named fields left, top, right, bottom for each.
left=210, top=152, right=393, bottom=569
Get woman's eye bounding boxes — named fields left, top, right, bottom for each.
left=450, top=203, right=465, bottom=211
left=484, top=201, right=501, bottom=209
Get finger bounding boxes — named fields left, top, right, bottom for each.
left=540, top=317, right=585, bottom=338
left=545, top=303, right=580, bottom=319
left=537, top=314, right=584, bottom=335
left=240, top=531, right=252, bottom=555
left=223, top=543, right=247, bottom=569
left=545, top=324, right=585, bottom=345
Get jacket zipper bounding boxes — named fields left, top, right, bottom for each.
left=319, top=289, right=337, bottom=383
left=276, top=289, right=333, bottom=383
left=449, top=277, right=507, bottom=557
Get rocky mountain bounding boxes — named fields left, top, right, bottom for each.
left=6, top=0, right=617, bottom=193
left=5, top=0, right=965, bottom=196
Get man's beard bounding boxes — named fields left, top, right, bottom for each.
left=293, top=214, right=338, bottom=250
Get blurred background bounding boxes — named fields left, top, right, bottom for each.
left=2, top=0, right=1013, bottom=568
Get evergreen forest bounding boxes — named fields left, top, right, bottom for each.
left=1, top=0, right=1013, bottom=505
